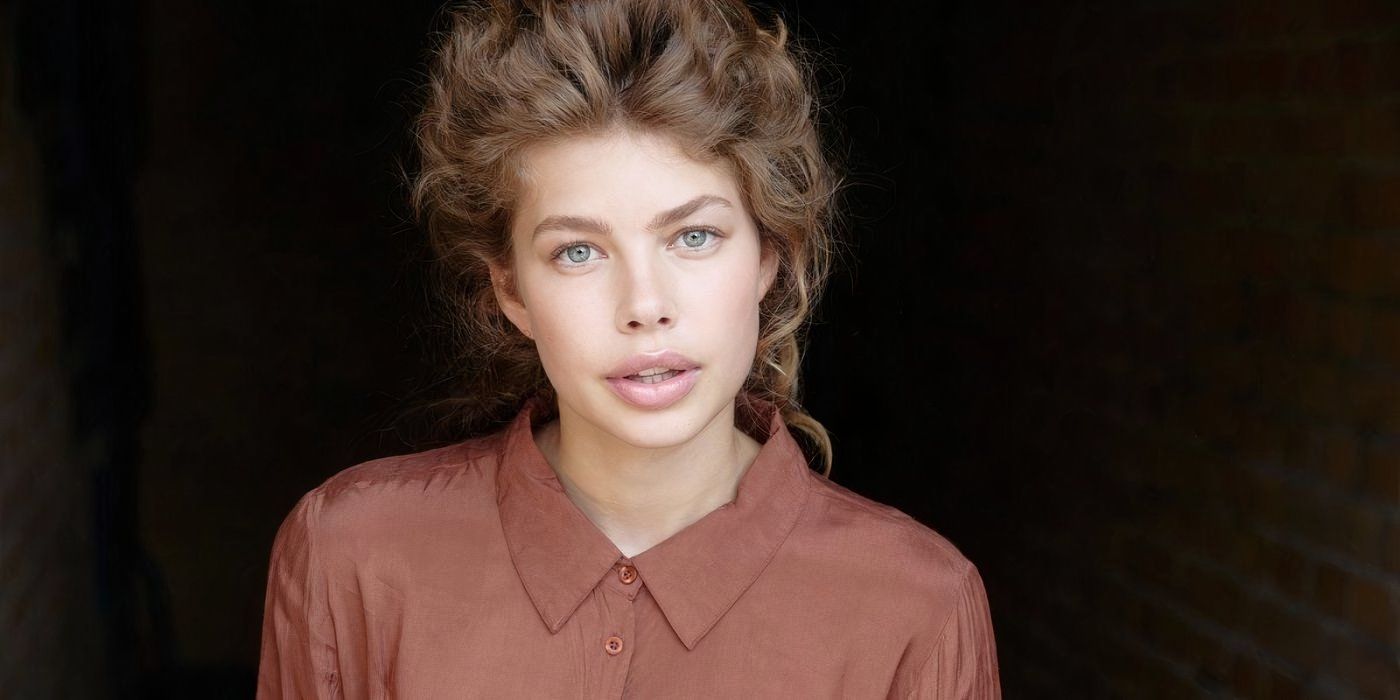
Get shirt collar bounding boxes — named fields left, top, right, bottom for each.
left=495, top=394, right=813, bottom=650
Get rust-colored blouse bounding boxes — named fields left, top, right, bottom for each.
left=257, top=396, right=1001, bottom=698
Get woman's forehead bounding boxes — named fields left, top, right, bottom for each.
left=515, top=129, right=741, bottom=213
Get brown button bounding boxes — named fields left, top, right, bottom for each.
left=617, top=564, right=638, bottom=585
left=604, top=635, right=624, bottom=655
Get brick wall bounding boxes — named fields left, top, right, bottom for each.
left=0, top=8, right=101, bottom=696
left=926, top=2, right=1400, bottom=697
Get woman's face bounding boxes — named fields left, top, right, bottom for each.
left=493, top=129, right=776, bottom=449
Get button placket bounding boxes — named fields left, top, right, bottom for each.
left=588, top=557, right=639, bottom=699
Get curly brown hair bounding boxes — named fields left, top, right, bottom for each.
left=409, top=0, right=842, bottom=475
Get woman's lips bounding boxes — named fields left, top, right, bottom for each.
left=605, top=349, right=700, bottom=379
left=603, top=349, right=701, bottom=409
left=605, top=368, right=700, bottom=410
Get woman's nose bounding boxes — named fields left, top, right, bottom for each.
left=615, top=256, right=676, bottom=332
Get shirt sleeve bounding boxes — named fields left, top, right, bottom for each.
left=257, top=490, right=343, bottom=699
left=901, top=563, right=1002, bottom=700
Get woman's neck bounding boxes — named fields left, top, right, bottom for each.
left=533, top=402, right=762, bottom=558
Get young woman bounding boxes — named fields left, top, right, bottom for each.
left=257, top=1, right=1000, bottom=697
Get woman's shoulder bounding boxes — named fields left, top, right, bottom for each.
left=276, top=429, right=510, bottom=548
left=794, top=473, right=997, bottom=680
left=318, top=430, right=505, bottom=500
left=797, top=472, right=982, bottom=604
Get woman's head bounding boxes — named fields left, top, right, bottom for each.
left=494, top=128, right=777, bottom=459
left=411, top=0, right=840, bottom=473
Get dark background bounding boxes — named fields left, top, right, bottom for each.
left=3, top=1, right=1398, bottom=698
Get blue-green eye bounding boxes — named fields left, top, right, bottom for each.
left=562, top=244, right=593, bottom=263
left=678, top=229, right=713, bottom=248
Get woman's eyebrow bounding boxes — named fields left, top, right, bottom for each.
left=532, top=214, right=610, bottom=240
left=531, top=195, right=733, bottom=240
left=647, top=194, right=732, bottom=230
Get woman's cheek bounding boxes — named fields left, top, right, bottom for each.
left=539, top=287, right=610, bottom=348
left=713, top=268, right=763, bottom=325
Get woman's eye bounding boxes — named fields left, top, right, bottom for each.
left=556, top=243, right=596, bottom=264
left=676, top=228, right=717, bottom=249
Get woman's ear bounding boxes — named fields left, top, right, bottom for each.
left=758, top=247, right=779, bottom=301
left=488, top=261, right=534, bottom=339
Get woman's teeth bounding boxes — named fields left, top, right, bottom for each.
left=628, top=369, right=682, bottom=384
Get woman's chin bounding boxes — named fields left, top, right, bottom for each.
left=599, top=410, right=707, bottom=450
left=583, top=397, right=723, bottom=450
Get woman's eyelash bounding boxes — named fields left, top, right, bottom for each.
left=549, top=227, right=724, bottom=264
left=550, top=241, right=595, bottom=262
left=671, top=227, right=724, bottom=248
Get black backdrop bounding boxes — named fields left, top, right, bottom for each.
left=15, top=2, right=983, bottom=694
left=13, top=0, right=1400, bottom=697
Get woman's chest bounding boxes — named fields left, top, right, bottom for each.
left=332, top=570, right=909, bottom=700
